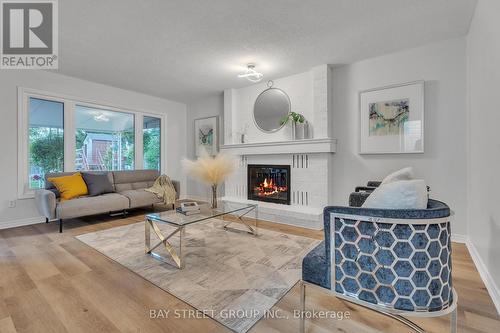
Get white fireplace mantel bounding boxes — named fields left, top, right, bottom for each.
left=220, top=138, right=337, bottom=155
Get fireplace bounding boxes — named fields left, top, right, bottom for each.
left=247, top=164, right=290, bottom=205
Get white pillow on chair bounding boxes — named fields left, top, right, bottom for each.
left=362, top=179, right=428, bottom=209
left=381, top=167, right=414, bottom=185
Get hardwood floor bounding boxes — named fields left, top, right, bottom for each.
left=0, top=209, right=498, bottom=333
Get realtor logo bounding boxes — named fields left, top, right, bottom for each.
left=1, top=0, right=58, bottom=69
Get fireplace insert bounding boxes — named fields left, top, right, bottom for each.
left=247, top=164, right=290, bottom=205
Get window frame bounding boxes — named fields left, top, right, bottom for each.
left=142, top=115, right=163, bottom=171
left=18, top=87, right=167, bottom=199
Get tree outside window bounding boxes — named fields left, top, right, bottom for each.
left=28, top=98, right=64, bottom=189
left=143, top=116, right=161, bottom=170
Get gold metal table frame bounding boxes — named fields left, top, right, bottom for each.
left=145, top=203, right=258, bottom=269
left=145, top=218, right=186, bottom=268
left=222, top=205, right=258, bottom=235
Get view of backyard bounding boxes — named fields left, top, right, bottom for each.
left=28, top=98, right=64, bottom=189
left=28, top=98, right=162, bottom=189
left=29, top=126, right=64, bottom=189
left=143, top=116, right=161, bottom=170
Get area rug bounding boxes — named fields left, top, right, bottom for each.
left=76, top=219, right=320, bottom=333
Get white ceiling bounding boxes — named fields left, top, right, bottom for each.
left=56, top=0, right=477, bottom=103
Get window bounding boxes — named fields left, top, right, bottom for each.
left=75, top=105, right=135, bottom=171
left=19, top=88, right=165, bottom=198
left=28, top=98, right=64, bottom=189
left=143, top=116, right=161, bottom=170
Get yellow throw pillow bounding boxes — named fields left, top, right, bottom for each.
left=47, top=172, right=88, bottom=201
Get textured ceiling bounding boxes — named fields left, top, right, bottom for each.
left=55, top=0, right=477, bottom=103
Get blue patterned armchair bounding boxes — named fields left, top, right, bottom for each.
left=300, top=198, right=457, bottom=333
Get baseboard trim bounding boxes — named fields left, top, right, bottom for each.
left=451, top=233, right=467, bottom=243
left=256, top=216, right=324, bottom=231
left=466, top=238, right=500, bottom=315
left=0, top=216, right=44, bottom=230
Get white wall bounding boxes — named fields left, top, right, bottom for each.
left=186, top=94, right=224, bottom=200
left=331, top=37, right=468, bottom=236
left=0, top=70, right=187, bottom=228
left=466, top=0, right=500, bottom=311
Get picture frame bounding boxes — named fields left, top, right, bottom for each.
left=194, top=116, right=218, bottom=156
left=359, top=81, right=424, bottom=154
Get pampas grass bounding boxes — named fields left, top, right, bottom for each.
left=182, top=148, right=236, bottom=186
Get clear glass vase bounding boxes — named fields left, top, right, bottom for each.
left=211, top=184, right=218, bottom=209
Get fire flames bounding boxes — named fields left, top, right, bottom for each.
left=256, top=178, right=288, bottom=197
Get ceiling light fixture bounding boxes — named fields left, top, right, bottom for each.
left=238, top=63, right=263, bottom=83
left=93, top=113, right=110, bottom=122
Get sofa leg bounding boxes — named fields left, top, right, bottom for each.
left=45, top=217, right=49, bottom=223
left=59, top=219, right=63, bottom=233
left=300, top=281, right=306, bottom=333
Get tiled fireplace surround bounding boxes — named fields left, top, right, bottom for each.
left=220, top=65, right=336, bottom=230
left=223, top=153, right=333, bottom=229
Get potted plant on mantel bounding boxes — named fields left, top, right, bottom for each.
left=280, top=112, right=309, bottom=140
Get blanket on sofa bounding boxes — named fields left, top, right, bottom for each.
left=145, top=175, right=177, bottom=206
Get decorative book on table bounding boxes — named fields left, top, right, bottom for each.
left=176, top=207, right=200, bottom=216
left=180, top=202, right=199, bottom=212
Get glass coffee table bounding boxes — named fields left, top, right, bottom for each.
left=145, top=202, right=258, bottom=269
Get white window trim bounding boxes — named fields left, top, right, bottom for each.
left=18, top=87, right=167, bottom=199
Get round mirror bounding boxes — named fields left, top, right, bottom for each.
left=253, top=87, right=291, bottom=132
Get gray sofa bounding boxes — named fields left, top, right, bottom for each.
left=34, top=170, right=180, bottom=233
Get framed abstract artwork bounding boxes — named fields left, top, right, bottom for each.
left=359, top=81, right=424, bottom=154
left=194, top=116, right=218, bottom=156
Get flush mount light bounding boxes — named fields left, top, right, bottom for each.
left=238, top=63, right=264, bottom=83
left=93, top=112, right=110, bottom=122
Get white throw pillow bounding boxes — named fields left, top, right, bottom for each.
left=362, top=179, right=428, bottom=209
left=381, top=167, right=414, bottom=185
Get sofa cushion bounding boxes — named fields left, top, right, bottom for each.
left=113, top=170, right=159, bottom=192
left=48, top=188, right=61, bottom=198
left=47, top=173, right=88, bottom=201
left=56, top=193, right=129, bottom=219
left=119, top=189, right=162, bottom=208
left=46, top=171, right=114, bottom=192
left=82, top=172, right=114, bottom=196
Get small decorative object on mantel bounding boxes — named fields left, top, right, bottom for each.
left=194, top=116, right=218, bottom=157
left=237, top=123, right=249, bottom=143
left=360, top=81, right=424, bottom=154
left=280, top=111, right=309, bottom=140
left=182, top=149, right=236, bottom=208
left=295, top=120, right=309, bottom=140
